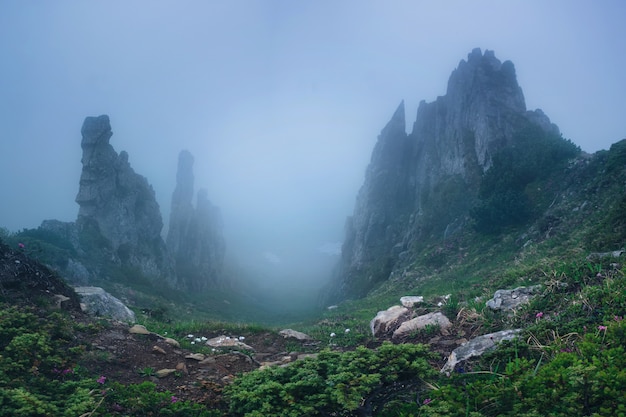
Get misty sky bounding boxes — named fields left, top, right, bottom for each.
left=1, top=1, right=625, bottom=283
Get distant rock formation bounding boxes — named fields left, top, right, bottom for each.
left=329, top=48, right=563, bottom=301
left=74, top=115, right=175, bottom=285
left=166, top=150, right=225, bottom=291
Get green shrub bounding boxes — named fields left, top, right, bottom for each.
left=472, top=124, right=579, bottom=234
left=0, top=303, right=219, bottom=417
left=225, top=342, right=437, bottom=417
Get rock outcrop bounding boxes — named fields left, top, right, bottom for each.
left=486, top=285, right=541, bottom=312
left=75, top=115, right=175, bottom=285
left=370, top=305, right=409, bottom=337
left=166, top=150, right=226, bottom=291
left=74, top=286, right=136, bottom=323
left=279, top=329, right=313, bottom=341
left=329, top=48, right=562, bottom=301
left=441, top=329, right=522, bottom=374
left=392, top=312, right=452, bottom=340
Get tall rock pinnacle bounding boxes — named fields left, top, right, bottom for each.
left=166, top=150, right=226, bottom=291
left=75, top=115, right=174, bottom=284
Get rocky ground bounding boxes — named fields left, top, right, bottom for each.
left=78, top=321, right=316, bottom=408
left=0, top=242, right=315, bottom=409
left=0, top=240, right=496, bottom=411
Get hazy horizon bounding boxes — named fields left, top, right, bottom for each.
left=1, top=1, right=625, bottom=293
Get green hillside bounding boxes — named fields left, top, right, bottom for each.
left=1, top=139, right=625, bottom=416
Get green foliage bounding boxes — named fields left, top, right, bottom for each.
left=472, top=124, right=579, bottom=233
left=137, top=366, right=156, bottom=377
left=4, top=227, right=76, bottom=269
left=0, top=303, right=216, bottom=417
left=420, top=175, right=474, bottom=236
left=225, top=342, right=437, bottom=416
left=100, top=381, right=219, bottom=416
left=415, top=319, right=626, bottom=417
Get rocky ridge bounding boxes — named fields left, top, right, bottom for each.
left=330, top=48, right=564, bottom=301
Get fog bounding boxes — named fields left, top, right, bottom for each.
left=1, top=1, right=625, bottom=305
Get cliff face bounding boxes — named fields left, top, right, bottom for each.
left=332, top=49, right=561, bottom=300
left=166, top=151, right=225, bottom=291
left=74, top=115, right=175, bottom=285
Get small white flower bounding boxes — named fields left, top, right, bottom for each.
left=187, top=334, right=194, bottom=338
left=330, top=332, right=336, bottom=337
left=239, top=336, right=245, bottom=340
left=190, top=341, right=195, bottom=345
left=345, top=328, right=350, bottom=333
left=225, top=336, right=231, bottom=340
left=437, top=302, right=443, bottom=307
left=211, top=348, right=216, bottom=352
left=164, top=331, right=168, bottom=335
left=201, top=336, right=208, bottom=341
left=194, top=338, right=202, bottom=343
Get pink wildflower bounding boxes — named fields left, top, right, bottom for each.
left=598, top=325, right=607, bottom=331
left=171, top=395, right=179, bottom=403
left=18, top=243, right=25, bottom=249
left=423, top=398, right=432, bottom=405
left=97, top=375, right=107, bottom=384
left=535, top=312, right=544, bottom=319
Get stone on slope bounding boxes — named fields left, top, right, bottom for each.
left=370, top=305, right=409, bottom=337
left=128, top=324, right=151, bottom=335
left=486, top=286, right=541, bottom=311
left=441, top=329, right=522, bottom=374
left=393, top=312, right=452, bottom=339
left=279, top=329, right=313, bottom=340
left=400, top=296, right=424, bottom=308
left=206, top=335, right=254, bottom=351
left=75, top=286, right=136, bottom=323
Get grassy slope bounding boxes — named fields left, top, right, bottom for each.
left=0, top=141, right=624, bottom=416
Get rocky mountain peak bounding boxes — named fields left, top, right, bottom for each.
left=326, top=49, right=565, bottom=302
left=444, top=48, right=526, bottom=117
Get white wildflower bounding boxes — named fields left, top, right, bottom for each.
left=330, top=332, right=336, bottom=337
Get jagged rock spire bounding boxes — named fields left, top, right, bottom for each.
left=326, top=49, right=563, bottom=303
left=75, top=115, right=174, bottom=285
left=166, top=150, right=225, bottom=291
